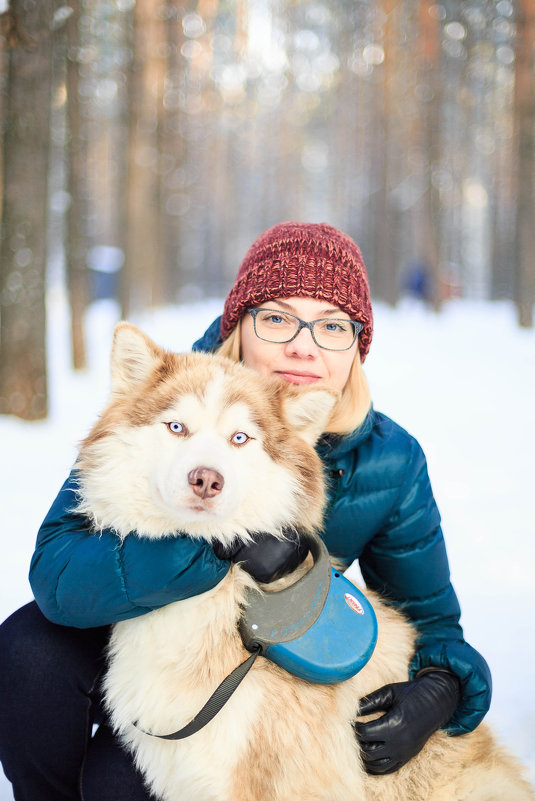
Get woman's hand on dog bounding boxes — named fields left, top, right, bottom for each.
left=354, top=669, right=461, bottom=774
left=212, top=530, right=309, bottom=583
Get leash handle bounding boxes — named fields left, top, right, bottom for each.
left=134, top=646, right=260, bottom=740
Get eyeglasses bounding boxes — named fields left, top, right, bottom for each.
left=247, top=308, right=363, bottom=351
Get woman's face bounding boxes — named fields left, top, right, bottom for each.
left=240, top=296, right=359, bottom=391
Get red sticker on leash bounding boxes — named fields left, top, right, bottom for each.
left=344, top=593, right=364, bottom=615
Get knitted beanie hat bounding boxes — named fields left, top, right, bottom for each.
left=221, top=221, right=373, bottom=360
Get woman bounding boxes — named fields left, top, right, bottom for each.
left=0, top=222, right=491, bottom=800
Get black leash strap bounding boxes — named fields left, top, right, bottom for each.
left=134, top=645, right=261, bottom=741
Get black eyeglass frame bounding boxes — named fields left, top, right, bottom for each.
left=247, top=308, right=363, bottom=351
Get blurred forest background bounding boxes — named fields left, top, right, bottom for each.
left=0, top=0, right=534, bottom=420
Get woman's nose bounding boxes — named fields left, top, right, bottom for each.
left=284, top=326, right=319, bottom=357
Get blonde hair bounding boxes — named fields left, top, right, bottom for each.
left=216, top=319, right=371, bottom=435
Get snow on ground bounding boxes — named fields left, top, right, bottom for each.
left=1, top=292, right=534, bottom=797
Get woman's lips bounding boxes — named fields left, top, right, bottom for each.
left=276, top=371, right=322, bottom=385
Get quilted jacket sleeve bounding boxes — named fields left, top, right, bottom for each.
left=29, top=472, right=229, bottom=629
left=359, top=436, right=492, bottom=734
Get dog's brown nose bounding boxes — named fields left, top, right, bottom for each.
left=187, top=467, right=225, bottom=499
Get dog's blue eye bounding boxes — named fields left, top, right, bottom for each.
left=231, top=432, right=249, bottom=445
left=166, top=422, right=185, bottom=435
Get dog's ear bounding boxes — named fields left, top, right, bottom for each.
left=110, top=322, right=163, bottom=395
left=282, top=387, right=339, bottom=445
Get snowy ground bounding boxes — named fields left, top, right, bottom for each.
left=1, top=292, right=534, bottom=797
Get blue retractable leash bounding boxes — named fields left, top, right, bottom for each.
left=240, top=532, right=378, bottom=683
left=136, top=532, right=378, bottom=739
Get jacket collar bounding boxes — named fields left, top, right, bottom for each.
left=315, top=408, right=375, bottom=460
left=192, top=316, right=375, bottom=458
left=192, top=316, right=224, bottom=353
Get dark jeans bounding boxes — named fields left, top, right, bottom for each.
left=0, top=602, right=157, bottom=801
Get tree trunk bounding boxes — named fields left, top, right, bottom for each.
left=122, top=0, right=166, bottom=317
left=415, top=0, right=442, bottom=310
left=0, top=1, right=55, bottom=419
left=512, top=0, right=535, bottom=327
left=65, top=0, right=88, bottom=369
left=373, top=0, right=399, bottom=307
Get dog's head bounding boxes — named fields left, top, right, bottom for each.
left=75, top=322, right=338, bottom=544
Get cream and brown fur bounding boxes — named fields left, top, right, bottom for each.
left=75, top=322, right=534, bottom=801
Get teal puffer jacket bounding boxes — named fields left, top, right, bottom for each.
left=29, top=318, right=491, bottom=736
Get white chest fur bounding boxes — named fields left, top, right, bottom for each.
left=102, top=569, right=267, bottom=801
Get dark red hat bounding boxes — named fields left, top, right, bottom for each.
left=221, top=221, right=373, bottom=360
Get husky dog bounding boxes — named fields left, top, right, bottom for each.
left=75, top=322, right=533, bottom=801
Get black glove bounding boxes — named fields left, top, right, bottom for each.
left=354, top=669, right=461, bottom=775
left=213, top=530, right=309, bottom=583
